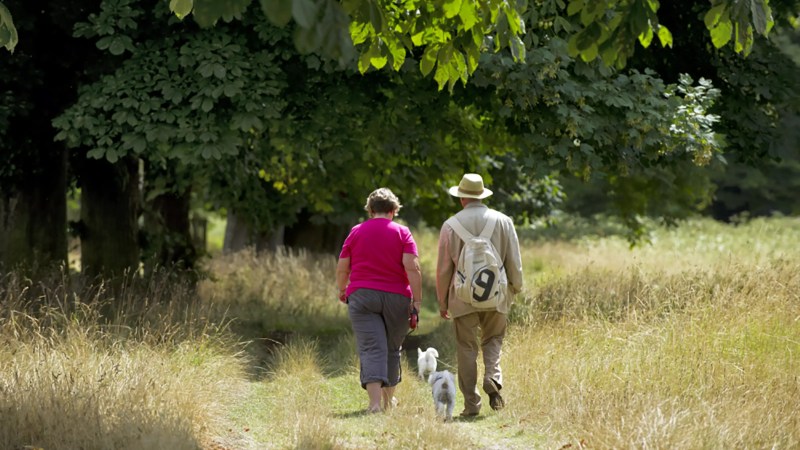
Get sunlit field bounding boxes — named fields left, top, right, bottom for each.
left=1, top=217, right=798, bottom=449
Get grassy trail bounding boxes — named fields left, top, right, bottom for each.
left=215, top=331, right=547, bottom=450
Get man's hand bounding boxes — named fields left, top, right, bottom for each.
left=439, top=308, right=451, bottom=320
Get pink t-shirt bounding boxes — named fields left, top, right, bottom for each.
left=339, top=218, right=418, bottom=298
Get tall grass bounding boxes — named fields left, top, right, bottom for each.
left=0, top=270, right=248, bottom=450
left=2, top=217, right=798, bottom=449
left=503, top=217, right=800, bottom=449
left=199, top=248, right=348, bottom=335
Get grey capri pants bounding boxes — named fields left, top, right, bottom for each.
left=347, top=288, right=411, bottom=388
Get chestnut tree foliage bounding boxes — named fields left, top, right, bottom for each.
left=1, top=0, right=792, bottom=86
left=2, top=0, right=799, bottom=271
left=52, top=0, right=722, bottom=243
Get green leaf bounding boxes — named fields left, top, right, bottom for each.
left=293, top=25, right=319, bottom=53
left=749, top=0, right=771, bottom=35
left=410, top=30, right=425, bottom=46
left=213, top=64, right=227, bottom=79
left=459, top=0, right=479, bottom=31
left=465, top=45, right=480, bottom=73
left=292, top=0, right=319, bottom=28
left=509, top=35, right=526, bottom=62
left=96, top=36, right=112, bottom=51
left=433, top=61, right=449, bottom=91
left=575, top=22, right=601, bottom=51
left=567, top=0, right=585, bottom=17
left=387, top=40, right=406, bottom=71
left=710, top=20, right=732, bottom=48
left=554, top=16, right=573, bottom=33
left=599, top=41, right=619, bottom=65
left=87, top=148, right=106, bottom=160
left=444, top=0, right=463, bottom=19
left=170, top=0, right=194, bottom=19
left=367, top=1, right=386, bottom=34
left=567, top=34, right=580, bottom=57
left=420, top=44, right=438, bottom=76
left=261, top=0, right=293, bottom=26
left=657, top=25, right=673, bottom=47
left=198, top=63, right=214, bottom=78
left=368, top=42, right=387, bottom=69
left=703, top=3, right=726, bottom=29
left=106, top=148, right=119, bottom=163
left=629, top=2, right=649, bottom=36
left=109, top=36, right=131, bottom=55
left=638, top=26, right=653, bottom=48
left=0, top=23, right=9, bottom=46
left=357, top=46, right=371, bottom=73
left=351, top=22, right=371, bottom=45
left=580, top=43, right=598, bottom=62
left=0, top=3, right=18, bottom=53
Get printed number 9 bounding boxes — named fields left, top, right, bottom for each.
left=472, top=268, right=496, bottom=302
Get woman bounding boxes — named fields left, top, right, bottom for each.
left=336, top=188, right=423, bottom=413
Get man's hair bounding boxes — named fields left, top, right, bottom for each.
left=365, top=188, right=402, bottom=214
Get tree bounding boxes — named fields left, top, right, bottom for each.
left=4, top=0, right=796, bottom=278
left=56, top=3, right=508, bottom=254
left=621, top=0, right=800, bottom=221
left=0, top=0, right=98, bottom=272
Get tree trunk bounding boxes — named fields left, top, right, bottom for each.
left=283, top=209, right=350, bottom=254
left=149, top=187, right=197, bottom=269
left=223, top=210, right=284, bottom=253
left=0, top=148, right=68, bottom=272
left=78, top=156, right=140, bottom=278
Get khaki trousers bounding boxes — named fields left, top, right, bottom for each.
left=453, top=310, right=507, bottom=414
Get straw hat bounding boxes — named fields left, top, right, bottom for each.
left=448, top=173, right=493, bottom=199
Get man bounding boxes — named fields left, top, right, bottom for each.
left=436, top=173, right=524, bottom=417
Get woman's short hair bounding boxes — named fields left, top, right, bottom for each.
left=364, top=188, right=402, bottom=215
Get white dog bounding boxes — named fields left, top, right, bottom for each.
left=417, top=347, right=439, bottom=379
left=429, top=370, right=457, bottom=421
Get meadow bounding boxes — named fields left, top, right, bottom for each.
left=1, top=217, right=798, bottom=449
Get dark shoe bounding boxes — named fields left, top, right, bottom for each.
left=488, top=392, right=505, bottom=411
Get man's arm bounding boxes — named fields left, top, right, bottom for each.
left=505, top=222, right=524, bottom=295
left=436, top=225, right=454, bottom=319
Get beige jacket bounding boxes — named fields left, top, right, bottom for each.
left=436, top=202, right=523, bottom=318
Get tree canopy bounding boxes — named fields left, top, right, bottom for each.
left=1, top=1, right=794, bottom=89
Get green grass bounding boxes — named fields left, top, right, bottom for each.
left=1, top=216, right=799, bottom=449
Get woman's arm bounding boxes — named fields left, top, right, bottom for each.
left=402, top=253, right=422, bottom=309
left=336, top=257, right=351, bottom=301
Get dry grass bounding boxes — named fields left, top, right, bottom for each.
left=0, top=270, right=248, bottom=450
left=502, top=217, right=800, bottom=449
left=198, top=247, right=347, bottom=334
left=2, top=217, right=799, bottom=449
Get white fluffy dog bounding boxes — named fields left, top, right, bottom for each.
left=417, top=347, right=439, bottom=379
left=429, top=370, right=457, bottom=421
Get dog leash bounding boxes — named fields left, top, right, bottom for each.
left=435, top=359, right=456, bottom=370
left=407, top=307, right=418, bottom=336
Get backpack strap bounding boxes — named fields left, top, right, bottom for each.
left=447, top=213, right=498, bottom=241
left=446, top=217, right=474, bottom=243
left=479, top=213, right=498, bottom=239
